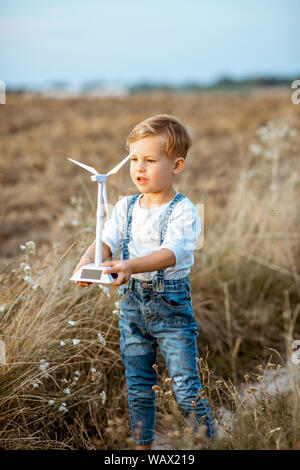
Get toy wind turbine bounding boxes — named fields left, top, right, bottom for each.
left=68, top=150, right=135, bottom=284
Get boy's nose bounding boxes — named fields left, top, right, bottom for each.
left=137, top=163, right=146, bottom=171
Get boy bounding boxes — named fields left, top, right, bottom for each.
left=73, top=114, right=216, bottom=449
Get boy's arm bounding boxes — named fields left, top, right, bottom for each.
left=74, top=196, right=126, bottom=286
left=73, top=241, right=113, bottom=286
left=128, top=248, right=176, bottom=275
left=102, top=248, right=176, bottom=286
left=79, top=240, right=112, bottom=265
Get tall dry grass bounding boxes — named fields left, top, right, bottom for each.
left=0, top=101, right=299, bottom=449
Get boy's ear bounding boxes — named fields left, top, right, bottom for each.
left=173, top=157, right=185, bottom=174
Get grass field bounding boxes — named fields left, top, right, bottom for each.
left=0, top=89, right=299, bottom=449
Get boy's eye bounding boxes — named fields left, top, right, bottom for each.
left=130, top=158, right=155, bottom=163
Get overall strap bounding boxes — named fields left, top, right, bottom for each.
left=155, top=193, right=186, bottom=292
left=122, top=194, right=140, bottom=261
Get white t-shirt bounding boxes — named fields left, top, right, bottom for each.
left=102, top=191, right=201, bottom=281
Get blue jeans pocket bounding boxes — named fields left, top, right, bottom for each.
left=158, top=286, right=190, bottom=310
left=158, top=292, right=189, bottom=310
left=154, top=284, right=197, bottom=328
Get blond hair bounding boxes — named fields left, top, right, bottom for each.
left=126, top=114, right=192, bottom=159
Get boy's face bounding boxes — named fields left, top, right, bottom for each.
left=129, top=134, right=184, bottom=194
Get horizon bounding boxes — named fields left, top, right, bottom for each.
left=4, top=72, right=299, bottom=93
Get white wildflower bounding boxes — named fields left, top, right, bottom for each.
left=33, top=383, right=39, bottom=389
left=99, top=390, right=106, bottom=405
left=74, top=370, right=80, bottom=376
left=72, top=339, right=80, bottom=346
left=19, top=240, right=36, bottom=256
left=40, top=363, right=49, bottom=372
left=58, top=403, right=68, bottom=413
left=0, top=305, right=6, bottom=313
left=68, top=320, right=76, bottom=326
left=60, top=341, right=66, bottom=346
left=26, top=241, right=36, bottom=255
left=91, top=368, right=96, bottom=373
left=61, top=378, right=68, bottom=383
left=48, top=399, right=55, bottom=405
left=39, top=359, right=49, bottom=371
left=71, top=219, right=80, bottom=226
left=63, top=388, right=71, bottom=395
left=250, top=144, right=262, bottom=155
left=98, top=284, right=111, bottom=297
left=256, top=125, right=269, bottom=141
left=112, top=309, right=119, bottom=316
left=114, top=301, right=120, bottom=309
left=24, top=275, right=34, bottom=285
left=98, top=333, right=106, bottom=346
left=20, top=263, right=31, bottom=272
left=73, top=376, right=79, bottom=382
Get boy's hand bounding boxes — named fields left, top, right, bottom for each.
left=73, top=257, right=92, bottom=287
left=101, top=260, right=132, bottom=286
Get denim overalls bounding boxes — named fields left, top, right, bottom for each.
left=118, top=193, right=216, bottom=446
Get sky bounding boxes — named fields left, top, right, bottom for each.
left=0, top=0, right=299, bottom=88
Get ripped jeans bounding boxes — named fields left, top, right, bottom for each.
left=118, top=276, right=216, bottom=446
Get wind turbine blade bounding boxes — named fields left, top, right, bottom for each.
left=103, top=182, right=110, bottom=219
left=68, top=158, right=99, bottom=175
left=106, top=149, right=136, bottom=176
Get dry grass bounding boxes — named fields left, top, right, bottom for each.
left=0, top=90, right=299, bottom=449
